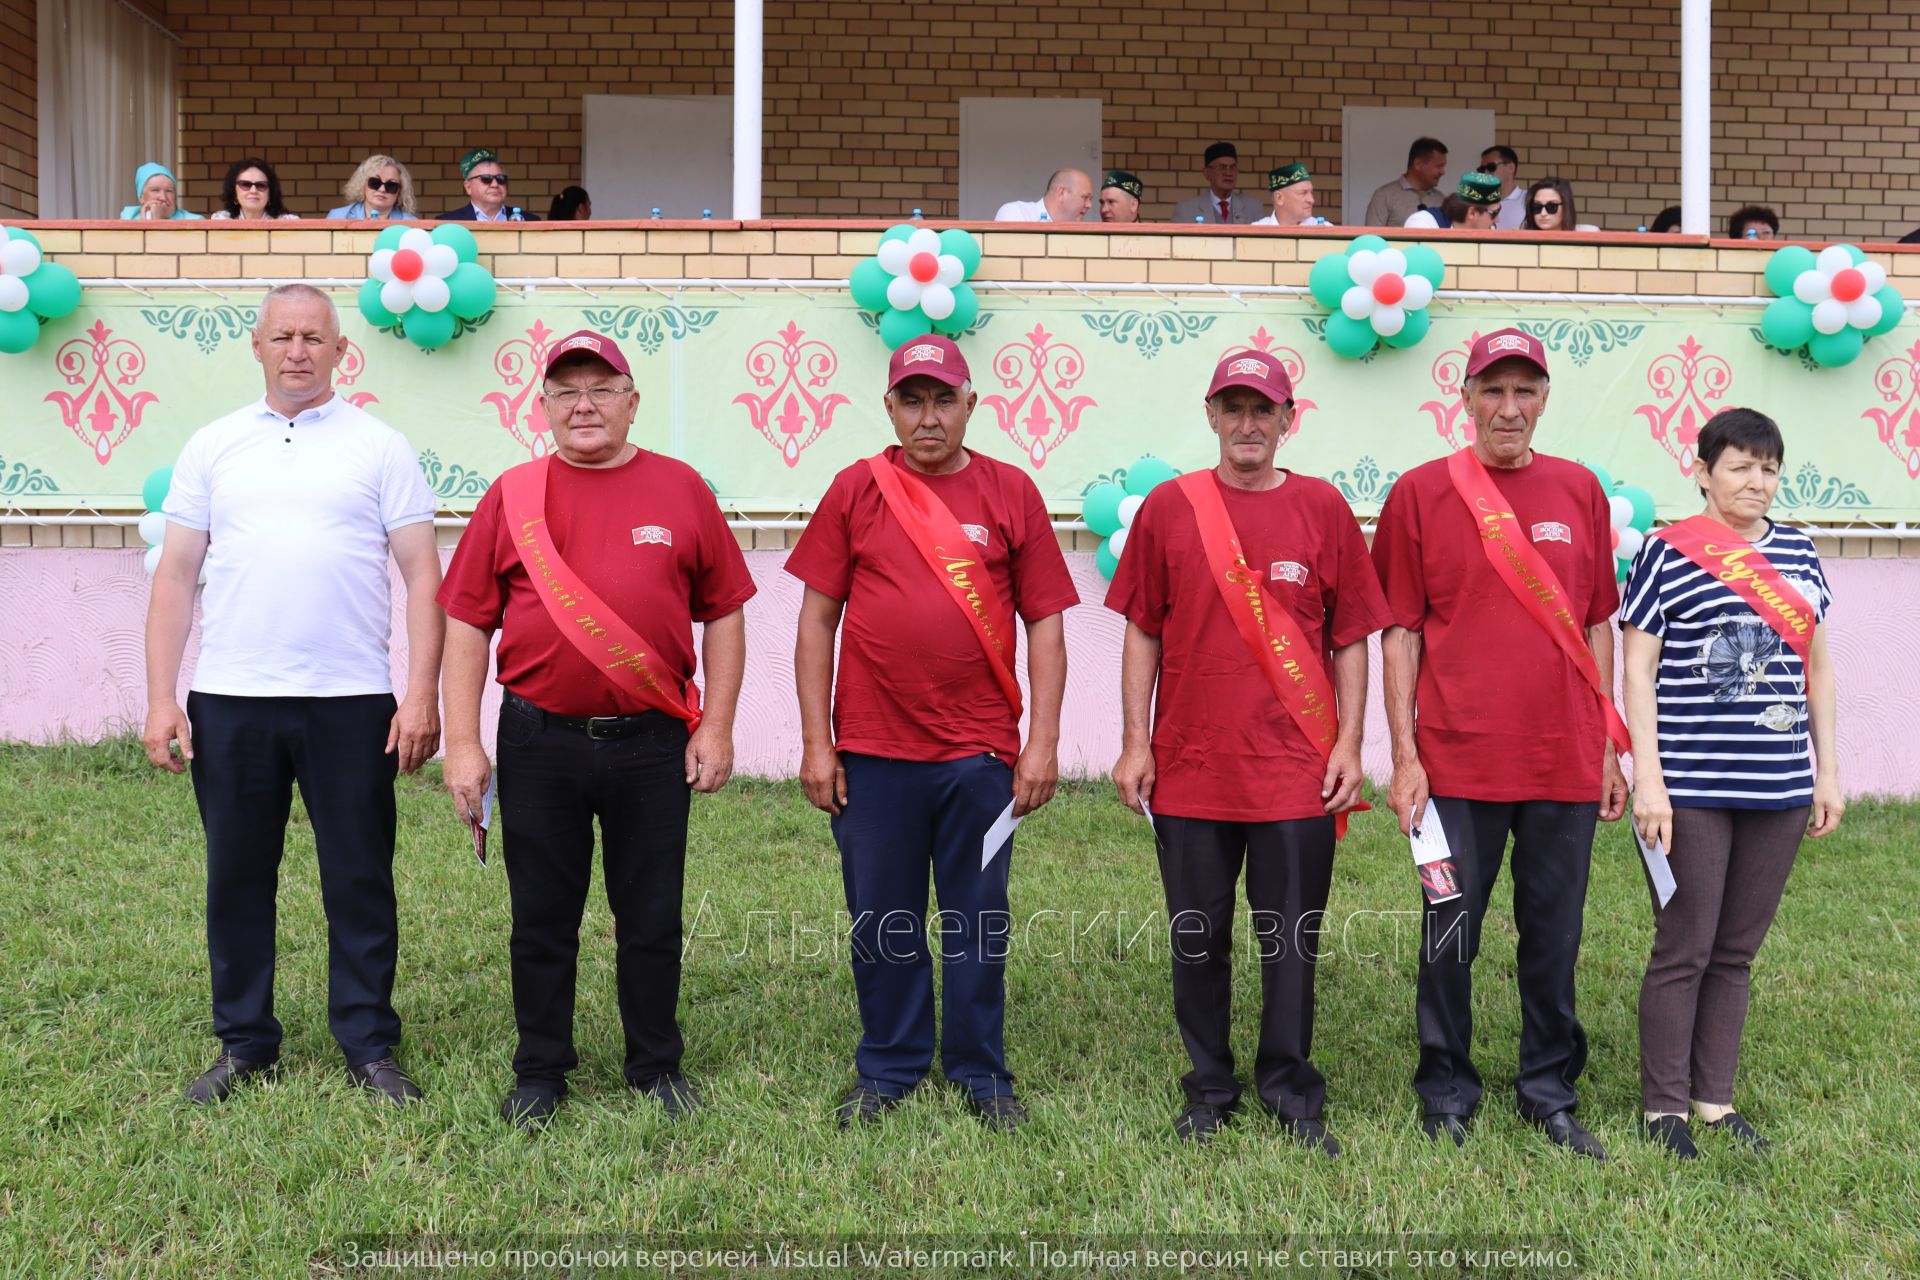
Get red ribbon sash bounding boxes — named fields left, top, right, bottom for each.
left=1176, top=470, right=1368, bottom=836
left=864, top=454, right=1024, bottom=716
left=500, top=458, right=703, bottom=730
left=1445, top=448, right=1631, bottom=754
left=1654, top=514, right=1816, bottom=665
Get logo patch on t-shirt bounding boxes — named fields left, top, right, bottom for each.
left=631, top=525, right=673, bottom=546
left=1531, top=521, right=1572, bottom=545
left=1270, top=560, right=1308, bottom=585
left=904, top=342, right=944, bottom=365
left=961, top=523, right=990, bottom=546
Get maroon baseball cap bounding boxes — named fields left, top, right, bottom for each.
left=1464, top=327, right=1550, bottom=379
left=886, top=334, right=971, bottom=391
left=543, top=329, right=632, bottom=380
left=1205, top=348, right=1294, bottom=404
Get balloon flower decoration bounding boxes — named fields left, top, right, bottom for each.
left=136, top=465, right=202, bottom=583
left=0, top=226, right=83, bottom=354
left=1587, top=463, right=1656, bottom=584
left=357, top=223, right=497, bottom=351
left=1307, top=235, right=1445, bottom=359
left=1759, top=244, right=1902, bottom=368
left=850, top=225, right=984, bottom=348
left=1083, top=457, right=1181, bottom=579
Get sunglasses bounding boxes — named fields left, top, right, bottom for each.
left=1529, top=200, right=1563, bottom=215
left=364, top=177, right=402, bottom=193
left=471, top=173, right=509, bottom=186
left=234, top=179, right=271, bottom=192
left=1478, top=161, right=1500, bottom=173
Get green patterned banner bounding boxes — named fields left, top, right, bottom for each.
left=2, top=289, right=1915, bottom=519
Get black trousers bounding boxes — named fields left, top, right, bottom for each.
left=496, top=695, right=692, bottom=1090
left=1152, top=813, right=1336, bottom=1117
left=1414, top=797, right=1599, bottom=1121
left=187, top=691, right=401, bottom=1066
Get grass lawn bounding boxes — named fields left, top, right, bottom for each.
left=1, top=738, right=1915, bottom=1279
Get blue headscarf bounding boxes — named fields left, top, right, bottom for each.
left=121, top=162, right=203, bottom=219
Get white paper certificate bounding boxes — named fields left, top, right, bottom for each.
left=1409, top=799, right=1452, bottom=866
left=1633, top=822, right=1678, bottom=909
left=981, top=799, right=1023, bottom=870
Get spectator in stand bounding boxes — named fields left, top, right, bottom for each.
left=1406, top=172, right=1503, bottom=230
left=1363, top=138, right=1448, bottom=227
left=1098, top=171, right=1143, bottom=224
left=549, top=186, right=593, bottom=220
left=1172, top=143, right=1263, bottom=225
left=328, top=156, right=417, bottom=220
left=211, top=158, right=299, bottom=220
left=1251, top=164, right=1331, bottom=227
left=993, top=168, right=1093, bottom=223
left=1479, top=146, right=1525, bottom=229
left=1649, top=206, right=1684, bottom=234
left=1522, top=178, right=1579, bottom=232
left=120, top=162, right=203, bottom=220
left=1729, top=206, right=1779, bottom=241
left=438, top=148, right=539, bottom=222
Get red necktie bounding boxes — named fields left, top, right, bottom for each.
left=1218, top=198, right=1231, bottom=222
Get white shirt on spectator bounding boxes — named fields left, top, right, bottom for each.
left=1496, top=187, right=1525, bottom=230
left=993, top=199, right=1051, bottom=222
left=164, top=393, right=436, bottom=698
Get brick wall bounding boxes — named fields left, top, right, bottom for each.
left=0, top=0, right=35, bottom=218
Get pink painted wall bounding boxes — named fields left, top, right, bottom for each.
left=3, top=549, right=1917, bottom=797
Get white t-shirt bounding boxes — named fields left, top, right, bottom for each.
left=164, top=393, right=436, bottom=697
left=1496, top=187, right=1525, bottom=230
left=993, top=199, right=1051, bottom=222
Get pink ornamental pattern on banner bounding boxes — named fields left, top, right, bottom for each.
left=1420, top=330, right=1483, bottom=450
left=484, top=319, right=558, bottom=458
left=1635, top=335, right=1732, bottom=476
left=337, top=338, right=378, bottom=409
left=732, top=320, right=849, bottom=468
left=1862, top=337, right=1920, bottom=480
left=43, top=322, right=157, bottom=465
left=981, top=323, right=1095, bottom=468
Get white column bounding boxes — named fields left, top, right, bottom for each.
left=732, top=0, right=764, bottom=220
left=1680, top=0, right=1710, bottom=234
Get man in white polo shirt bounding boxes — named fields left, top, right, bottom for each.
left=143, top=282, right=445, bottom=1107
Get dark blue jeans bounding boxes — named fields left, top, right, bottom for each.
left=831, top=751, right=1017, bottom=1100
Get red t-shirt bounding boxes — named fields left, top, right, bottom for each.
left=1371, top=451, right=1618, bottom=802
left=437, top=450, right=756, bottom=717
left=1106, top=470, right=1392, bottom=822
left=785, top=445, right=1080, bottom=762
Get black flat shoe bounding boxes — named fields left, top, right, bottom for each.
left=836, top=1085, right=902, bottom=1129
left=1422, top=1112, right=1469, bottom=1147
left=184, top=1053, right=273, bottom=1104
left=1705, top=1112, right=1770, bottom=1153
left=1532, top=1110, right=1607, bottom=1162
left=969, top=1094, right=1028, bottom=1133
left=347, top=1056, right=423, bottom=1106
left=1640, top=1114, right=1699, bottom=1160
left=633, top=1072, right=703, bottom=1117
left=1281, top=1115, right=1341, bottom=1158
left=499, top=1083, right=564, bottom=1131
left=1174, top=1101, right=1234, bottom=1145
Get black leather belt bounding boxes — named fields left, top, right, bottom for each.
left=504, top=689, right=667, bottom=741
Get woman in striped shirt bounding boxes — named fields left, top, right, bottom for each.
left=1620, top=407, right=1843, bottom=1160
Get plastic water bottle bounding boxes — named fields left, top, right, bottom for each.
left=912, top=208, right=924, bottom=220
left=651, top=207, right=662, bottom=219
left=702, top=208, right=713, bottom=220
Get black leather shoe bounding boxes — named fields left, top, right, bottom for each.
left=1422, top=1112, right=1469, bottom=1146
left=500, top=1083, right=564, bottom=1131
left=633, top=1072, right=703, bottom=1117
left=1640, top=1114, right=1699, bottom=1160
left=347, top=1056, right=423, bottom=1106
left=1705, top=1112, right=1770, bottom=1153
left=1532, top=1110, right=1607, bottom=1161
left=1174, top=1101, right=1234, bottom=1145
left=1282, top=1115, right=1341, bottom=1158
left=836, top=1085, right=902, bottom=1129
left=969, top=1094, right=1028, bottom=1133
left=184, top=1053, right=272, bottom=1104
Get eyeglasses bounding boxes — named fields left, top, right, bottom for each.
left=235, top=179, right=271, bottom=192
left=1529, top=200, right=1563, bottom=215
left=544, top=385, right=632, bottom=407
left=471, top=173, right=510, bottom=186
left=364, top=177, right=402, bottom=193
left=1478, top=162, right=1499, bottom=174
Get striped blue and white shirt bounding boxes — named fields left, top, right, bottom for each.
left=1621, top=520, right=1831, bottom=809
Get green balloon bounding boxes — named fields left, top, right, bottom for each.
left=372, top=224, right=410, bottom=252
left=1619, top=483, right=1657, bottom=533
left=938, top=228, right=983, bottom=279
left=1841, top=243, right=1867, bottom=267
left=1808, top=327, right=1864, bottom=368
left=358, top=277, right=398, bottom=327
left=878, top=306, right=931, bottom=348
left=1763, top=245, right=1816, bottom=298
left=1586, top=463, right=1615, bottom=496
left=880, top=223, right=917, bottom=246
left=24, top=262, right=80, bottom=319
left=1402, top=243, right=1446, bottom=289
left=1083, top=482, right=1127, bottom=536
left=1325, top=311, right=1378, bottom=359
left=1308, top=253, right=1352, bottom=309
left=1759, top=297, right=1814, bottom=352
left=431, top=221, right=480, bottom=263
left=141, top=467, right=174, bottom=512
left=849, top=259, right=892, bottom=311
left=1381, top=307, right=1431, bottom=349
left=0, top=307, right=37, bottom=354
left=932, top=283, right=979, bottom=335
left=1349, top=234, right=1389, bottom=255
left=4, top=225, right=41, bottom=251
left=445, top=262, right=496, bottom=320
left=1125, top=456, right=1180, bottom=497
left=1095, top=539, right=1120, bottom=580
left=404, top=306, right=457, bottom=350
left=1867, top=285, right=1905, bottom=337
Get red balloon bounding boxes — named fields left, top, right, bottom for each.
left=1610, top=526, right=1621, bottom=550
left=391, top=248, right=424, bottom=283
left=909, top=251, right=939, bottom=283
left=1372, top=273, right=1406, bottom=306
left=1830, top=267, right=1866, bottom=303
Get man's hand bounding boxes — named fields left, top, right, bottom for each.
left=443, top=741, right=491, bottom=825
left=799, top=741, right=847, bottom=815
left=685, top=722, right=734, bottom=794
left=1011, top=741, right=1059, bottom=818
left=143, top=700, right=194, bottom=773
left=1321, top=741, right=1365, bottom=815
left=385, top=693, right=441, bottom=775
left=1599, top=747, right=1629, bottom=823
left=1633, top=777, right=1673, bottom=854
left=1388, top=754, right=1431, bottom=837
left=1808, top=772, right=1845, bottom=838
left=1111, top=744, right=1155, bottom=815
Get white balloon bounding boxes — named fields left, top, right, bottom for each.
left=918, top=282, right=955, bottom=320
left=876, top=238, right=912, bottom=275
left=1792, top=270, right=1829, bottom=305
left=885, top=273, right=921, bottom=312
left=1400, top=275, right=1435, bottom=310
left=1811, top=297, right=1848, bottom=335
left=1117, top=493, right=1145, bottom=527
left=410, top=274, right=450, bottom=313
left=380, top=277, right=415, bottom=317
left=934, top=254, right=965, bottom=288
left=1376, top=248, right=1409, bottom=280
left=422, top=243, right=460, bottom=279
left=1609, top=495, right=1635, bottom=530
left=906, top=227, right=941, bottom=257
left=143, top=544, right=163, bottom=577
left=1859, top=261, right=1888, bottom=295
left=1847, top=295, right=1883, bottom=331
left=1107, top=526, right=1129, bottom=559
left=368, top=248, right=396, bottom=283
left=1371, top=303, right=1406, bottom=337
left=0, top=275, right=26, bottom=313
left=397, top=226, right=434, bottom=255
left=1346, top=249, right=1380, bottom=285
left=1340, top=284, right=1375, bottom=320
left=1615, top=527, right=1645, bottom=560
left=137, top=511, right=167, bottom=546
left=1815, top=244, right=1854, bottom=276
left=0, top=238, right=41, bottom=277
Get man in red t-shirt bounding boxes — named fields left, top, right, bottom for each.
left=1372, top=327, right=1628, bottom=1159
left=437, top=330, right=756, bottom=1131
left=787, top=333, right=1078, bottom=1132
left=1108, top=349, right=1390, bottom=1151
